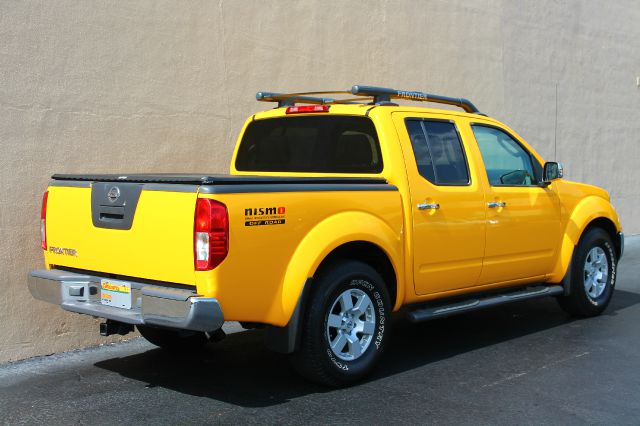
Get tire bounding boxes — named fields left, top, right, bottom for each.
left=557, top=227, right=617, bottom=317
left=137, top=325, right=209, bottom=352
left=291, top=260, right=392, bottom=387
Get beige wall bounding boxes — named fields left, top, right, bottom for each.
left=1, top=0, right=638, bottom=363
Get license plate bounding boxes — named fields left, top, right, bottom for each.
left=100, top=279, right=132, bottom=309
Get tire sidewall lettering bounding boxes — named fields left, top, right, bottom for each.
left=326, top=348, right=349, bottom=371
left=349, top=280, right=386, bottom=352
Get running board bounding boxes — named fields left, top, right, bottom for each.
left=407, top=285, right=564, bottom=323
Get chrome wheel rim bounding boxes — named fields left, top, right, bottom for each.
left=326, top=288, right=376, bottom=361
left=583, top=246, right=609, bottom=299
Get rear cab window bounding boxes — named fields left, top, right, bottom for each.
left=235, top=116, right=383, bottom=173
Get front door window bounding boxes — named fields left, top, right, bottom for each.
left=472, top=125, right=542, bottom=186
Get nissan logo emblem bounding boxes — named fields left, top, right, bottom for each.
left=107, top=186, right=121, bottom=203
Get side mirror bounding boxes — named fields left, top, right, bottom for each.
left=543, top=162, right=563, bottom=185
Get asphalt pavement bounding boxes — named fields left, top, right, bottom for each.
left=2, top=237, right=639, bottom=425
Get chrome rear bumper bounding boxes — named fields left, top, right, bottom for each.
left=28, top=269, right=224, bottom=332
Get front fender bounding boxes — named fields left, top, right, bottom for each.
left=276, top=211, right=404, bottom=325
left=549, top=195, right=621, bottom=282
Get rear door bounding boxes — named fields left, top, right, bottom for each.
left=393, top=113, right=486, bottom=295
left=469, top=124, right=561, bottom=284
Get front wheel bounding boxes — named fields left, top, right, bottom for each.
left=557, top=228, right=617, bottom=317
left=291, top=260, right=392, bottom=387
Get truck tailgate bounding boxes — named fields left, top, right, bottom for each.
left=45, top=182, right=198, bottom=285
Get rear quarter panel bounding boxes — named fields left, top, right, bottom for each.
left=197, top=188, right=404, bottom=326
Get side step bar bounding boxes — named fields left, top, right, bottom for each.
left=407, top=285, right=564, bottom=323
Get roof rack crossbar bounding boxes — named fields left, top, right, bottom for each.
left=256, top=92, right=338, bottom=107
left=351, top=85, right=480, bottom=113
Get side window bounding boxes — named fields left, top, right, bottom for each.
left=406, top=119, right=470, bottom=186
left=472, top=125, right=539, bottom=186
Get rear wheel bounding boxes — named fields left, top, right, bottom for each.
left=291, top=260, right=391, bottom=387
left=557, top=228, right=617, bottom=317
left=137, top=325, right=209, bottom=352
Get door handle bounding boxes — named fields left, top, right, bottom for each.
left=487, top=201, right=506, bottom=208
left=417, top=202, right=440, bottom=210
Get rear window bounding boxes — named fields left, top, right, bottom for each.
left=235, top=116, right=383, bottom=173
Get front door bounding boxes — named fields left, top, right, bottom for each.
left=469, top=124, right=561, bottom=285
left=394, top=114, right=487, bottom=295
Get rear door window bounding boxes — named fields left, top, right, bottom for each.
left=406, top=119, right=470, bottom=185
left=235, top=116, right=383, bottom=173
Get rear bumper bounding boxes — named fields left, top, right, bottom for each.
left=28, top=269, right=224, bottom=332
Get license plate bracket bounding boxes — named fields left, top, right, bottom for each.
left=100, top=279, right=132, bottom=309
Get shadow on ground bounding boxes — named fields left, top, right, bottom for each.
left=95, top=289, right=640, bottom=408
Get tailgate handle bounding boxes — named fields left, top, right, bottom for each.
left=91, top=183, right=142, bottom=230
left=98, top=205, right=125, bottom=222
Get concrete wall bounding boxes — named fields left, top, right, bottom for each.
left=1, top=0, right=638, bottom=363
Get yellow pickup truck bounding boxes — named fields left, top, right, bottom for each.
left=29, top=85, right=623, bottom=386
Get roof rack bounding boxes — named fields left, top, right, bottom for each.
left=256, top=85, right=481, bottom=114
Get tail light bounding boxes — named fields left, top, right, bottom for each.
left=41, top=191, right=48, bottom=250
left=194, top=198, right=228, bottom=271
left=286, top=105, right=329, bottom=114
